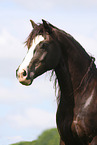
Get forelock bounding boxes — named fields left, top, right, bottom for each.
left=25, top=24, right=46, bottom=49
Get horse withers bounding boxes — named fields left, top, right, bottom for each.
left=16, top=20, right=97, bottom=145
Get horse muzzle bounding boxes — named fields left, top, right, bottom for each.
left=16, top=68, right=33, bottom=86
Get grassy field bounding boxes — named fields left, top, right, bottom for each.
left=11, top=128, right=60, bottom=145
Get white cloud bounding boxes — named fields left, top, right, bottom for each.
left=13, top=0, right=97, bottom=10
left=73, top=34, right=97, bottom=65
left=7, top=108, right=56, bottom=130
left=0, top=74, right=55, bottom=104
left=7, top=136, right=23, bottom=144
left=0, top=29, right=26, bottom=59
left=0, top=28, right=28, bottom=79
left=13, top=0, right=54, bottom=10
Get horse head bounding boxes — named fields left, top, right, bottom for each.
left=16, top=20, right=61, bottom=85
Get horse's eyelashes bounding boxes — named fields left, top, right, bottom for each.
left=33, top=49, right=35, bottom=53
left=41, top=43, right=48, bottom=49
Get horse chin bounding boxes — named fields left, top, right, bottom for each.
left=19, top=79, right=33, bottom=86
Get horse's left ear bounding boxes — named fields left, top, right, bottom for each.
left=42, top=19, right=52, bottom=34
left=30, top=20, right=37, bottom=28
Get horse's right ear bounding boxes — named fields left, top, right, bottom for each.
left=30, top=20, right=37, bottom=28
left=42, top=19, right=52, bottom=34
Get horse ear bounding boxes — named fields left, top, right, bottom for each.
left=30, top=20, right=37, bottom=28
left=42, top=19, right=52, bottom=34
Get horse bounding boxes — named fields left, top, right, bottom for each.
left=16, top=20, right=97, bottom=145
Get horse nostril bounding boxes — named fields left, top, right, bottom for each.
left=23, top=70, right=27, bottom=77
left=16, top=68, right=19, bottom=78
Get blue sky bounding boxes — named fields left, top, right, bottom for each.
left=0, top=0, right=97, bottom=145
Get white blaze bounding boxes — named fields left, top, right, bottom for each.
left=18, top=35, right=44, bottom=73
left=84, top=90, right=94, bottom=108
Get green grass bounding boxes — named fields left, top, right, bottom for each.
left=11, top=128, right=60, bottom=145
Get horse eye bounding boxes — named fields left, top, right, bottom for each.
left=33, top=49, right=36, bottom=54
left=41, top=43, right=48, bottom=49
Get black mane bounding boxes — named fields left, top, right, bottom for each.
left=26, top=21, right=90, bottom=59
left=25, top=21, right=67, bottom=49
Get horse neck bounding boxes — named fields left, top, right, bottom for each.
left=55, top=59, right=74, bottom=102
left=55, top=30, right=91, bottom=92
left=54, top=34, right=92, bottom=116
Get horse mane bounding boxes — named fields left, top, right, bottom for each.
left=25, top=21, right=68, bottom=48
left=25, top=21, right=75, bottom=49
left=25, top=24, right=46, bottom=49
left=49, top=24, right=95, bottom=104
left=25, top=20, right=88, bottom=54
